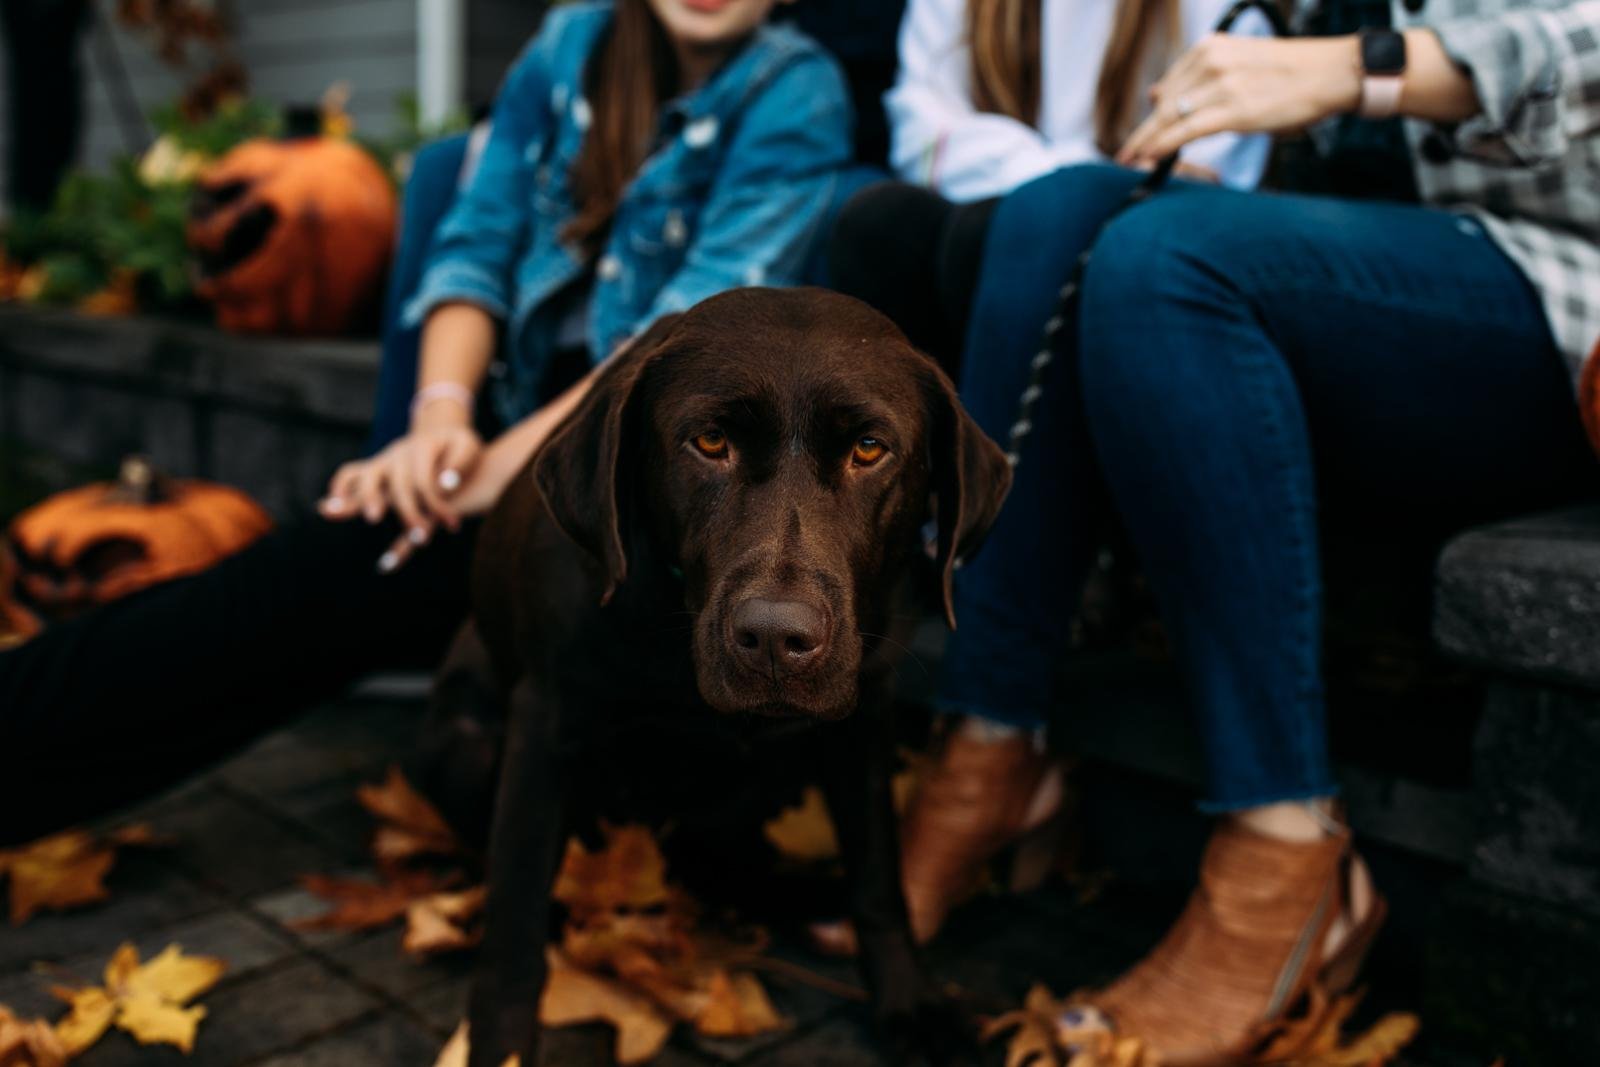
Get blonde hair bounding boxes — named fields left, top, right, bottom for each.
left=966, top=0, right=1182, bottom=156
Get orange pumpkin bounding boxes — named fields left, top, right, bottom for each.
left=5, top=457, right=273, bottom=621
left=187, top=129, right=397, bottom=336
left=0, top=545, right=41, bottom=648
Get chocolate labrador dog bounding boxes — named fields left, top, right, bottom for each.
left=443, top=287, right=1010, bottom=1067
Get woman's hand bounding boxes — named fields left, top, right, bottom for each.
left=320, top=421, right=483, bottom=526
left=1118, top=35, right=1362, bottom=168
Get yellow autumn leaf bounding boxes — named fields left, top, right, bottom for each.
left=430, top=1022, right=520, bottom=1067
left=115, top=991, right=208, bottom=1052
left=763, top=787, right=839, bottom=862
left=51, top=943, right=226, bottom=1057
left=51, top=986, right=115, bottom=1055
left=0, top=1002, right=69, bottom=1067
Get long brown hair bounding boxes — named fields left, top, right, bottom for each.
left=966, top=0, right=1181, bottom=156
left=564, top=0, right=679, bottom=255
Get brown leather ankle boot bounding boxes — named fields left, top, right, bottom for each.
left=1076, top=817, right=1387, bottom=1066
left=811, top=718, right=1065, bottom=957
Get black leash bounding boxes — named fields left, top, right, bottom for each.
left=1001, top=0, right=1291, bottom=470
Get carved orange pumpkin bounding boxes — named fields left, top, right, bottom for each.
left=187, top=129, right=397, bottom=336
left=5, top=457, right=273, bottom=621
left=0, top=545, right=41, bottom=648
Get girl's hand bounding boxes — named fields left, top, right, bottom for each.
left=1118, top=35, right=1362, bottom=168
left=320, top=422, right=484, bottom=535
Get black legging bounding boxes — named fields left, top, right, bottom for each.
left=0, top=515, right=474, bottom=844
left=827, top=181, right=997, bottom=375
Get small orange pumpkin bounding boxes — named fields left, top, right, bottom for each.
left=187, top=126, right=397, bottom=336
left=0, top=545, right=41, bottom=648
left=5, top=456, right=273, bottom=621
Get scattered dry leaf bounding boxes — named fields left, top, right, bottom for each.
left=542, top=947, right=675, bottom=1065
left=404, top=886, right=487, bottom=958
left=553, top=826, right=671, bottom=918
left=762, top=765, right=923, bottom=864
left=762, top=787, right=838, bottom=862
left=0, top=824, right=163, bottom=925
left=695, top=969, right=784, bottom=1038
left=52, top=943, right=225, bottom=1056
left=357, top=766, right=460, bottom=866
left=295, top=869, right=458, bottom=933
left=76, top=271, right=138, bottom=317
left=0, top=1003, right=68, bottom=1067
left=985, top=986, right=1418, bottom=1067
left=430, top=1022, right=519, bottom=1067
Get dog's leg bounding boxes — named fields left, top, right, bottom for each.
left=408, top=621, right=505, bottom=849
left=466, top=676, right=567, bottom=1067
left=820, top=707, right=976, bottom=1067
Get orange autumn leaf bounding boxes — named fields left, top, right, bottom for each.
left=53, top=943, right=226, bottom=1056
left=0, top=1003, right=68, bottom=1067
left=0, top=824, right=163, bottom=925
left=430, top=1022, right=519, bottom=1067
left=76, top=271, right=138, bottom=317
left=541, top=948, right=675, bottom=1066
left=403, top=886, right=487, bottom=958
left=762, top=766, right=923, bottom=864
left=295, top=869, right=458, bottom=933
left=553, top=825, right=671, bottom=918
left=357, top=766, right=461, bottom=865
left=695, top=969, right=785, bottom=1038
left=986, top=986, right=1417, bottom=1067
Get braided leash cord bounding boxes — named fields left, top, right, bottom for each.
left=1002, top=0, right=1292, bottom=471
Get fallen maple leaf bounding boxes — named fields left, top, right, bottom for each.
left=295, top=869, right=458, bottom=933
left=431, top=1022, right=520, bottom=1067
left=762, top=766, right=923, bottom=865
left=762, top=787, right=839, bottom=863
left=0, top=1003, right=68, bottom=1067
left=0, top=824, right=159, bottom=926
left=985, top=985, right=1419, bottom=1067
left=542, top=947, right=676, bottom=1065
left=404, top=886, right=487, bottom=958
left=695, top=969, right=784, bottom=1038
left=553, top=825, right=672, bottom=918
left=357, top=766, right=461, bottom=866
left=52, top=943, right=226, bottom=1056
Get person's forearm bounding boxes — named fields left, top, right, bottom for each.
left=1401, top=28, right=1482, bottom=123
left=1317, top=31, right=1483, bottom=124
left=414, top=302, right=498, bottom=430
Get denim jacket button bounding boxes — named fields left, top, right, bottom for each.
left=572, top=97, right=592, bottom=131
left=684, top=116, right=719, bottom=148
left=663, top=209, right=688, bottom=247
left=598, top=254, right=623, bottom=281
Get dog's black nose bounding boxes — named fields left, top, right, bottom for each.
left=730, top=597, right=828, bottom=674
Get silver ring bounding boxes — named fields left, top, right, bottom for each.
left=1176, top=95, right=1196, bottom=119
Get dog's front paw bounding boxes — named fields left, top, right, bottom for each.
left=880, top=996, right=983, bottom=1067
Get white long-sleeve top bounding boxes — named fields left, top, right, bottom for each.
left=887, top=0, right=1272, bottom=200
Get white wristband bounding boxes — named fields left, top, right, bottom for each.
left=410, top=382, right=475, bottom=423
left=1359, top=75, right=1403, bottom=120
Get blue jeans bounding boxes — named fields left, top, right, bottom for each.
left=940, top=164, right=1597, bottom=811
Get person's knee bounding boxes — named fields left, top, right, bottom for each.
left=1074, top=198, right=1242, bottom=405
left=829, top=181, right=938, bottom=261
left=981, top=164, right=1143, bottom=280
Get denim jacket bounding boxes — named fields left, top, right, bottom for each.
left=405, top=1, right=853, bottom=424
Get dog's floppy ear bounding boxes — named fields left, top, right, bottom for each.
left=534, top=313, right=683, bottom=605
left=926, top=365, right=1012, bottom=629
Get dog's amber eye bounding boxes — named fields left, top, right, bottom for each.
left=852, top=437, right=886, bottom=466
left=692, top=430, right=729, bottom=458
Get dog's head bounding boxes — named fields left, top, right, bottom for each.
left=535, top=288, right=1011, bottom=719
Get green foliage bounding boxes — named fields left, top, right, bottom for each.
left=149, top=97, right=281, bottom=157
left=4, top=156, right=198, bottom=312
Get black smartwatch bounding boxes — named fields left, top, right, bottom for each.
left=1358, top=29, right=1407, bottom=118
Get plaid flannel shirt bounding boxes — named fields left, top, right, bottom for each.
left=1315, top=0, right=1600, bottom=374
